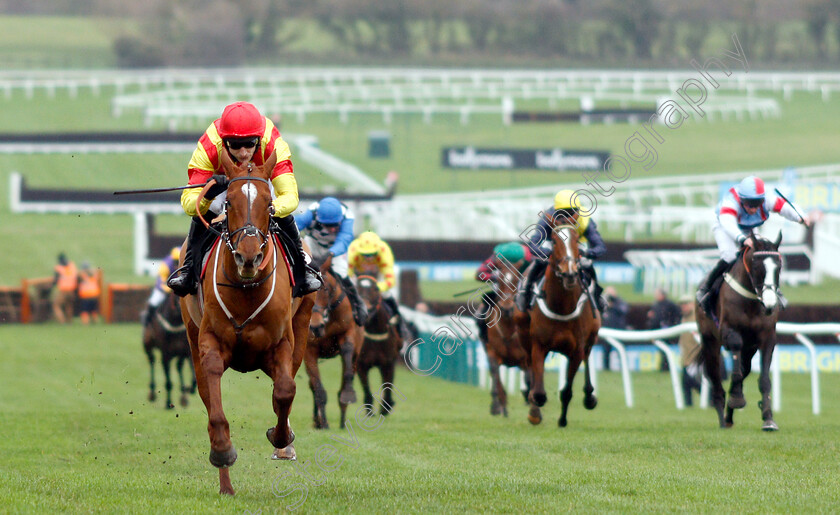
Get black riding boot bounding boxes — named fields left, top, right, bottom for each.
left=140, top=304, right=153, bottom=327
left=272, top=215, right=322, bottom=297
left=696, top=259, right=729, bottom=315
left=475, top=292, right=496, bottom=343
left=341, top=276, right=368, bottom=326
left=383, top=296, right=409, bottom=339
left=167, top=215, right=211, bottom=297
left=515, top=260, right=547, bottom=312
left=582, top=263, right=605, bottom=312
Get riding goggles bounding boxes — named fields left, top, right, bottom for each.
left=742, top=198, right=764, bottom=208
left=225, top=137, right=259, bottom=150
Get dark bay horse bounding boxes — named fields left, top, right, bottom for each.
left=180, top=151, right=313, bottom=495
left=515, top=223, right=600, bottom=427
left=355, top=275, right=400, bottom=414
left=481, top=268, right=531, bottom=417
left=142, top=290, right=196, bottom=408
left=304, top=255, right=362, bottom=430
left=696, top=231, right=783, bottom=431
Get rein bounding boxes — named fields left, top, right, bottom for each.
left=312, top=272, right=347, bottom=321
left=727, top=248, right=782, bottom=302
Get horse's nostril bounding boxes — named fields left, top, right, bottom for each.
left=255, top=252, right=263, bottom=265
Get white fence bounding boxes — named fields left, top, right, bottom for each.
left=402, top=307, right=838, bottom=415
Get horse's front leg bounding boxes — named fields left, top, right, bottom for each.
left=338, top=335, right=358, bottom=429
left=175, top=354, right=190, bottom=407
left=195, top=330, right=236, bottom=495
left=559, top=352, right=582, bottom=428
left=357, top=361, right=374, bottom=407
left=487, top=354, right=505, bottom=416
left=379, top=361, right=397, bottom=415
left=266, top=334, right=298, bottom=460
left=699, top=331, right=728, bottom=428
left=143, top=338, right=157, bottom=402
left=758, top=335, right=779, bottom=431
left=527, top=337, right=547, bottom=425
left=724, top=328, right=747, bottom=412
left=582, top=332, right=598, bottom=411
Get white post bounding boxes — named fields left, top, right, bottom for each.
left=795, top=333, right=821, bottom=415
left=771, top=350, right=781, bottom=412
left=653, top=339, right=684, bottom=410
left=604, top=336, right=633, bottom=408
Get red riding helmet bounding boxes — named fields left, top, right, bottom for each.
left=218, top=102, right=265, bottom=139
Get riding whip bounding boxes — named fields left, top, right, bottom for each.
left=773, top=188, right=807, bottom=225
left=113, top=184, right=205, bottom=195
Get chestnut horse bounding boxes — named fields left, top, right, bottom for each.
left=515, top=223, right=600, bottom=427
left=304, top=255, right=362, bottom=429
left=180, top=151, right=313, bottom=495
left=696, top=231, right=783, bottom=431
left=355, top=275, right=401, bottom=413
left=142, top=290, right=196, bottom=408
left=481, top=268, right=531, bottom=417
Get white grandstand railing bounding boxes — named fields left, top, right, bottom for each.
left=5, top=67, right=840, bottom=98
left=402, top=307, right=836, bottom=414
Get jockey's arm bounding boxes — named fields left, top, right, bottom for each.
left=475, top=257, right=495, bottom=282
left=270, top=170, right=299, bottom=218
left=180, top=136, right=216, bottom=216
left=329, top=217, right=355, bottom=256
left=582, top=221, right=607, bottom=259
left=526, top=216, right=553, bottom=259
left=769, top=194, right=806, bottom=225
left=378, top=244, right=396, bottom=291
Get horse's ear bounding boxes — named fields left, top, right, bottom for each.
left=774, top=230, right=782, bottom=249
left=219, top=146, right=236, bottom=176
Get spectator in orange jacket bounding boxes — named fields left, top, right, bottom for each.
left=52, top=253, right=77, bottom=323
left=77, top=261, right=101, bottom=324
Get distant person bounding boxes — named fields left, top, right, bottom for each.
left=166, top=101, right=321, bottom=298
left=516, top=189, right=607, bottom=312
left=599, top=286, right=628, bottom=370
left=647, top=288, right=681, bottom=371
left=696, top=175, right=809, bottom=316
left=678, top=294, right=702, bottom=406
left=52, top=253, right=78, bottom=324
left=348, top=231, right=407, bottom=338
left=77, top=261, right=101, bottom=324
left=296, top=196, right=367, bottom=325
left=474, top=241, right=533, bottom=343
left=141, top=247, right=180, bottom=328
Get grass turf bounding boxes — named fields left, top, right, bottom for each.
left=1, top=323, right=838, bottom=513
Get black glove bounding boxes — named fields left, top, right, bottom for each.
left=205, top=174, right=229, bottom=199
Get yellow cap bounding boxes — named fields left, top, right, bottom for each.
left=553, top=189, right=581, bottom=211
left=356, top=231, right=381, bottom=254
left=170, top=247, right=181, bottom=261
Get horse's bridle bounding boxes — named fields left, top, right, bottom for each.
left=740, top=247, right=782, bottom=305
left=356, top=275, right=382, bottom=314
left=223, top=174, right=272, bottom=255
left=312, top=271, right=346, bottom=325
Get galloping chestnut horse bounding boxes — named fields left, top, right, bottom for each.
left=355, top=275, right=401, bottom=413
left=515, top=222, right=600, bottom=427
left=142, top=290, right=196, bottom=408
left=696, top=231, right=783, bottom=431
left=304, top=254, right=362, bottom=429
left=481, top=268, right=531, bottom=417
left=180, top=150, right=313, bottom=495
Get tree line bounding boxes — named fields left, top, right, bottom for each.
left=6, top=0, right=840, bottom=68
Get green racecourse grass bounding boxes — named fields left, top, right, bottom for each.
left=1, top=324, right=839, bottom=513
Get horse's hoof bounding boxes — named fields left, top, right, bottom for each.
left=502, top=407, right=508, bottom=418
left=583, top=396, right=598, bottom=410
left=762, top=420, right=779, bottom=432
left=490, top=402, right=502, bottom=416
left=728, top=396, right=746, bottom=409
left=339, top=389, right=357, bottom=405
left=266, top=427, right=295, bottom=449
left=148, top=391, right=156, bottom=402
left=209, top=446, right=238, bottom=468
left=272, top=444, right=297, bottom=461
left=527, top=407, right=542, bottom=425
left=165, top=402, right=175, bottom=410
left=180, top=395, right=189, bottom=407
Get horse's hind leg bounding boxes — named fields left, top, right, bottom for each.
left=758, top=339, right=779, bottom=431
left=700, top=332, right=728, bottom=428
left=266, top=336, right=297, bottom=451
left=558, top=356, right=582, bottom=428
